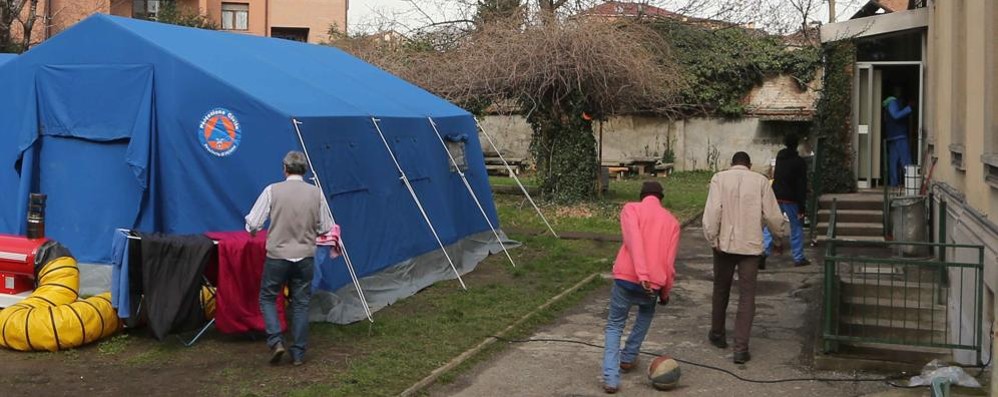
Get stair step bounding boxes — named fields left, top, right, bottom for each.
left=817, top=222, right=883, bottom=237
left=827, top=343, right=952, bottom=368
left=817, top=209, right=883, bottom=223
left=842, top=296, right=946, bottom=310
left=841, top=316, right=946, bottom=331
left=840, top=276, right=942, bottom=290
left=841, top=302, right=948, bottom=324
left=835, top=323, right=946, bottom=342
left=841, top=280, right=948, bottom=304
left=814, top=235, right=885, bottom=245
left=819, top=194, right=884, bottom=211
left=851, top=264, right=902, bottom=275
left=842, top=341, right=952, bottom=355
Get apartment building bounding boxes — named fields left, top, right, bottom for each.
left=15, top=0, right=347, bottom=47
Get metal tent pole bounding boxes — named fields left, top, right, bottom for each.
left=475, top=120, right=558, bottom=238
left=371, top=117, right=467, bottom=290
left=292, top=118, right=374, bottom=322
left=427, top=117, right=516, bottom=268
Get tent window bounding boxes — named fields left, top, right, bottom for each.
left=222, top=3, right=249, bottom=31
left=445, top=140, right=467, bottom=173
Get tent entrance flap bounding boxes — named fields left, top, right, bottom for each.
left=19, top=64, right=155, bottom=263
left=35, top=136, right=145, bottom=264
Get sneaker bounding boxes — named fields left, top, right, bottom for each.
left=269, top=342, right=286, bottom=365
left=292, top=358, right=304, bottom=367
left=620, top=359, right=637, bottom=373
left=708, top=331, right=727, bottom=349
left=733, top=351, right=751, bottom=364
left=602, top=383, right=619, bottom=394
left=794, top=259, right=812, bottom=267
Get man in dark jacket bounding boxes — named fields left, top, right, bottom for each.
left=763, top=134, right=810, bottom=267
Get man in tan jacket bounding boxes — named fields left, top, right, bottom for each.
left=702, top=152, right=788, bottom=364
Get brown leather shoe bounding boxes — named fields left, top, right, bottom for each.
left=619, top=359, right=637, bottom=372
left=602, top=383, right=619, bottom=394
left=708, top=331, right=728, bottom=349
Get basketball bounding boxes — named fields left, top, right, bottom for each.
left=647, top=355, right=681, bottom=390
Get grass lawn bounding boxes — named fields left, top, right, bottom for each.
left=1, top=172, right=711, bottom=396
left=492, top=171, right=713, bottom=235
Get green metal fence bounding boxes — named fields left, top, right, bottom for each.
left=822, top=200, right=985, bottom=364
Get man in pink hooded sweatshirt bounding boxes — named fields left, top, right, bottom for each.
left=601, top=181, right=681, bottom=394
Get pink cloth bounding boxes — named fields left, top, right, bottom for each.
left=315, top=224, right=342, bottom=258
left=612, top=196, right=682, bottom=298
left=204, top=231, right=288, bottom=334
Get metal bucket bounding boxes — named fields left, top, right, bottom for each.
left=890, top=195, right=930, bottom=257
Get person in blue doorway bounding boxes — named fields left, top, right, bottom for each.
left=763, top=134, right=810, bottom=268
left=884, top=87, right=914, bottom=186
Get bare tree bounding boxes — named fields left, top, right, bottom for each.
left=2, top=0, right=117, bottom=53
left=1, top=0, right=40, bottom=53
left=400, top=19, right=682, bottom=200
left=475, top=0, right=524, bottom=24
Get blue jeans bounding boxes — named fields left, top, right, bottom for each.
left=887, top=137, right=913, bottom=187
left=259, top=257, right=314, bottom=361
left=602, top=283, right=657, bottom=388
left=763, top=202, right=805, bottom=263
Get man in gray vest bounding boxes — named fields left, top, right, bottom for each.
left=245, top=151, right=333, bottom=366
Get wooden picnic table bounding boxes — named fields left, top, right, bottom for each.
left=626, top=157, right=660, bottom=176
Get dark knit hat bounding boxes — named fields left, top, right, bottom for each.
left=640, top=181, right=664, bottom=200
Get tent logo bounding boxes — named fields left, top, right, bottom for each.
left=198, top=108, right=242, bottom=157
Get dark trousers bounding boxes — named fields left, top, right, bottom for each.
left=710, top=250, right=761, bottom=353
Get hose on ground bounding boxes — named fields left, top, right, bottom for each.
left=0, top=254, right=121, bottom=351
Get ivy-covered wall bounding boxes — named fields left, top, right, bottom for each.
left=813, top=41, right=857, bottom=194
left=650, top=20, right=822, bottom=118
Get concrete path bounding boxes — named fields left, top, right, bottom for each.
left=431, top=225, right=897, bottom=397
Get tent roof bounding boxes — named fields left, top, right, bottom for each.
left=49, top=15, right=468, bottom=119
left=0, top=54, right=15, bottom=66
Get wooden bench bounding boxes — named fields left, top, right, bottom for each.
left=484, top=157, right=524, bottom=176
left=607, top=166, right=629, bottom=180
left=653, top=163, right=674, bottom=176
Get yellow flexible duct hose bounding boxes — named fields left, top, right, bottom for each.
left=0, top=256, right=121, bottom=351
left=201, top=285, right=216, bottom=319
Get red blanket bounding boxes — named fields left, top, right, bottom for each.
left=205, top=231, right=287, bottom=334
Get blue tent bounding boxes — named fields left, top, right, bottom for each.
left=0, top=15, right=506, bottom=323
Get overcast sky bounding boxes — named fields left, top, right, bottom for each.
left=347, top=0, right=868, bottom=35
